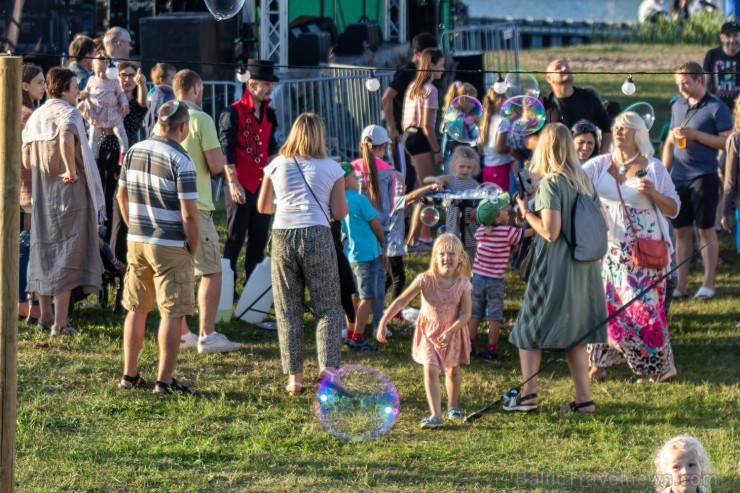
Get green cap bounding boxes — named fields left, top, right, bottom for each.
left=340, top=161, right=353, bottom=177
left=476, top=192, right=511, bottom=226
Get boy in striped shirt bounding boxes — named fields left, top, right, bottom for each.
left=469, top=193, right=532, bottom=360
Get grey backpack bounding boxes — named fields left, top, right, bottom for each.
left=564, top=193, right=608, bottom=262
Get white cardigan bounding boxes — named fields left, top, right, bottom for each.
left=582, top=154, right=681, bottom=255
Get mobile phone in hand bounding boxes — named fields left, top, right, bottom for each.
left=517, top=170, right=532, bottom=196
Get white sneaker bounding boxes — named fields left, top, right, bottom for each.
left=341, top=328, right=348, bottom=339
left=197, top=332, right=242, bottom=353
left=180, top=335, right=198, bottom=350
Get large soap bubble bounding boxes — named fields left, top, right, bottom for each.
left=420, top=206, right=440, bottom=227
left=500, top=96, right=546, bottom=137
left=442, top=95, right=483, bottom=145
left=146, top=84, right=176, bottom=114
left=504, top=70, right=540, bottom=99
left=315, top=365, right=400, bottom=441
left=623, top=102, right=656, bottom=131
left=204, top=0, right=245, bottom=20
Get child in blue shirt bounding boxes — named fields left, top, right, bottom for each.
left=340, top=162, right=386, bottom=351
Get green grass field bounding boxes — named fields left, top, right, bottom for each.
left=15, top=44, right=740, bottom=492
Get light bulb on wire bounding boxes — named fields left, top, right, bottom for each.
left=493, top=73, right=507, bottom=95
left=365, top=72, right=380, bottom=92
left=236, top=65, right=250, bottom=83
left=621, top=75, right=636, bottom=96
left=105, top=60, right=118, bottom=80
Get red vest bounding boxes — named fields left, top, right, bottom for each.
left=232, top=91, right=274, bottom=193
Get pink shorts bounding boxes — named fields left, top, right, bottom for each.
left=482, top=164, right=513, bottom=192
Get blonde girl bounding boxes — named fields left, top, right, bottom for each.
left=377, top=234, right=472, bottom=428
left=426, top=146, right=481, bottom=258
left=402, top=48, right=445, bottom=248
left=440, top=80, right=478, bottom=173
left=655, top=435, right=713, bottom=493
left=480, top=86, right=518, bottom=191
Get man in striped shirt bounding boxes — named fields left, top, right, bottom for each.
left=469, top=194, right=532, bottom=361
left=116, top=101, right=200, bottom=394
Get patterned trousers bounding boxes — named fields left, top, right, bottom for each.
left=271, top=226, right=343, bottom=374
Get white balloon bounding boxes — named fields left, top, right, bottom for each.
left=365, top=77, right=380, bottom=92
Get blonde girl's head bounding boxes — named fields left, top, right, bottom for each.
left=530, top=123, right=594, bottom=195
left=480, top=86, right=507, bottom=146
left=409, top=48, right=445, bottom=101
left=450, top=145, right=480, bottom=180
left=443, top=80, right=478, bottom=114
left=279, top=112, right=328, bottom=160
left=654, top=435, right=713, bottom=492
left=429, top=233, right=471, bottom=280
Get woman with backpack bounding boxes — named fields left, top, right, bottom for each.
left=505, top=123, right=607, bottom=415
left=582, top=111, right=680, bottom=384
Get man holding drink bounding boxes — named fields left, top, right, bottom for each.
left=662, top=62, right=733, bottom=301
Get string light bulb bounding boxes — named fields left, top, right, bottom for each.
left=105, top=60, right=118, bottom=80
left=621, top=75, right=636, bottom=96
left=365, top=72, right=380, bottom=92
left=493, top=73, right=507, bottom=95
left=236, top=65, right=250, bottom=83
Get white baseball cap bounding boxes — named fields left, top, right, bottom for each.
left=361, top=125, right=392, bottom=145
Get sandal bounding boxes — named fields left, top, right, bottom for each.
left=285, top=381, right=305, bottom=396
left=153, top=378, right=195, bottom=395
left=589, top=368, right=607, bottom=381
left=119, top=373, right=147, bottom=389
left=503, top=392, right=539, bottom=412
left=51, top=324, right=77, bottom=336
left=36, top=320, right=53, bottom=332
left=559, top=400, right=596, bottom=414
left=639, top=368, right=677, bottom=384
left=693, top=286, right=715, bottom=301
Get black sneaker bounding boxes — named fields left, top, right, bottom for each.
left=478, top=348, right=498, bottom=361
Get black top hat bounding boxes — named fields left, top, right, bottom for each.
left=245, top=59, right=279, bottom=82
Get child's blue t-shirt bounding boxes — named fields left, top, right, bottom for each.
left=341, top=189, right=382, bottom=263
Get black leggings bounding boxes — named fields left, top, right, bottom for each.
left=385, top=255, right=405, bottom=301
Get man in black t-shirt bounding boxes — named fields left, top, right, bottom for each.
left=538, top=58, right=613, bottom=153
left=703, top=20, right=740, bottom=110
left=381, top=32, right=437, bottom=187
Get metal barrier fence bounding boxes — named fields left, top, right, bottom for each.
left=441, top=22, right=520, bottom=87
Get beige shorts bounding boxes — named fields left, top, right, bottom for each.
left=123, top=241, right=195, bottom=318
left=194, top=210, right=222, bottom=276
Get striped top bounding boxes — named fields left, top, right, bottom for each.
left=473, top=224, right=522, bottom=278
left=119, top=136, right=198, bottom=246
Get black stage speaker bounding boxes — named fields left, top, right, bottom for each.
left=140, top=12, right=237, bottom=81
left=453, top=52, right=485, bottom=98
left=336, top=21, right=381, bottom=54
left=289, top=15, right=340, bottom=45
left=289, top=31, right=332, bottom=66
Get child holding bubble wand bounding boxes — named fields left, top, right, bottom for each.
left=377, top=234, right=472, bottom=428
left=78, top=51, right=130, bottom=164
left=424, top=146, right=481, bottom=260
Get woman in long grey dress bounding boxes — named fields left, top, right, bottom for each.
left=22, top=67, right=106, bottom=335
left=507, top=124, right=607, bottom=414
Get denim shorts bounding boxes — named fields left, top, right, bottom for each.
left=471, top=273, right=505, bottom=321
left=350, top=257, right=382, bottom=300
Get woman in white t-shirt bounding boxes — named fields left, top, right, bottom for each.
left=479, top=87, right=517, bottom=192
left=258, top=113, right=348, bottom=396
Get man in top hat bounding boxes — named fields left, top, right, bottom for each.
left=219, top=59, right=280, bottom=300
left=703, top=20, right=740, bottom=109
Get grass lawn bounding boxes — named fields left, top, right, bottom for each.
left=15, top=44, right=740, bottom=492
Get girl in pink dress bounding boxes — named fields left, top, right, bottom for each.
left=78, top=52, right=129, bottom=162
left=377, top=234, right=472, bottom=428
